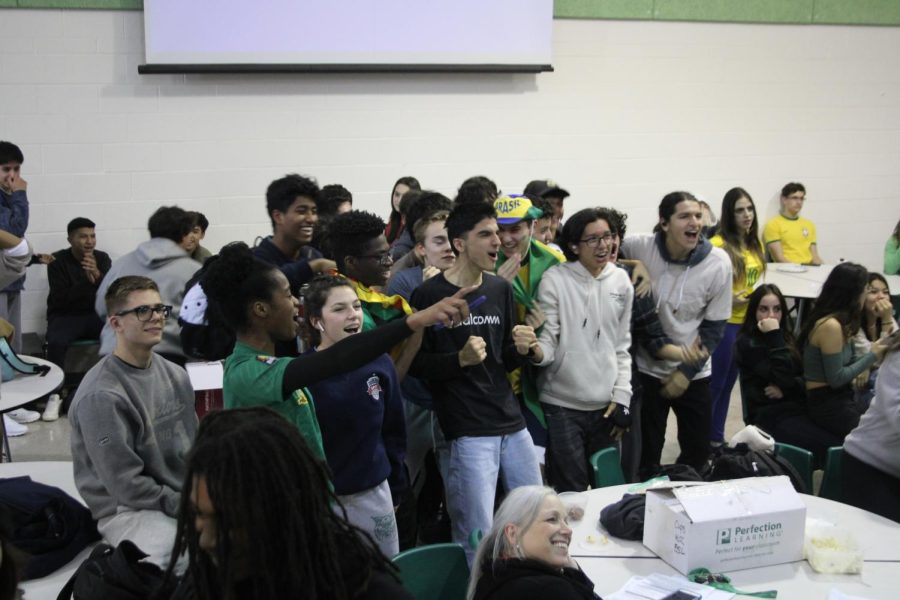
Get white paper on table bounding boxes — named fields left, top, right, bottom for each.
left=605, top=574, right=734, bottom=600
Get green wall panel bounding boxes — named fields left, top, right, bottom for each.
left=813, top=0, right=900, bottom=24
left=653, top=0, right=814, bottom=23
left=4, top=0, right=900, bottom=25
left=554, top=0, right=653, bottom=20
left=9, top=0, right=141, bottom=7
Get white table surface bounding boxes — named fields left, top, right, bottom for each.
left=580, top=554, right=899, bottom=600
left=0, top=356, right=64, bottom=412
left=569, top=484, right=900, bottom=561
left=0, top=461, right=95, bottom=600
left=760, top=264, right=900, bottom=300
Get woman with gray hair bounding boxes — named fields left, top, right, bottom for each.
left=467, top=485, right=602, bottom=600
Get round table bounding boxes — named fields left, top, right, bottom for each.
left=569, top=483, right=900, bottom=599
left=0, top=356, right=64, bottom=461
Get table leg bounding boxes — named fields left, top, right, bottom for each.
left=794, top=298, right=807, bottom=337
left=0, top=414, right=10, bottom=462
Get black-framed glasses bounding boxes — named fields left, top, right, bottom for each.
left=115, top=304, right=172, bottom=321
left=579, top=232, right=616, bottom=247
left=356, top=252, right=393, bottom=266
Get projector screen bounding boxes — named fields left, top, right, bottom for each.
left=139, top=0, right=554, bottom=74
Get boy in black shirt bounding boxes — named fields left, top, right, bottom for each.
left=411, top=202, right=542, bottom=564
left=46, top=217, right=111, bottom=371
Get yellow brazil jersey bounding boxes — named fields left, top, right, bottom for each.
left=711, top=235, right=763, bottom=324
left=763, top=214, right=816, bottom=264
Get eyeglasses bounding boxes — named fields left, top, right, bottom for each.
left=579, top=232, right=616, bottom=247
left=115, top=304, right=172, bottom=321
left=356, top=252, right=393, bottom=266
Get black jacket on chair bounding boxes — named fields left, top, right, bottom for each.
left=0, top=476, right=99, bottom=580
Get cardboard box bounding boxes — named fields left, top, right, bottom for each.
left=643, top=476, right=806, bottom=574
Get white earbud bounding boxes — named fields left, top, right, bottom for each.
left=316, top=323, right=325, bottom=332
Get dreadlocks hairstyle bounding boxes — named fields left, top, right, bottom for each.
left=386, top=176, right=421, bottom=244
left=326, top=210, right=386, bottom=273
left=717, top=187, right=766, bottom=284
left=799, top=261, right=869, bottom=348
left=166, top=407, right=400, bottom=600
left=202, top=242, right=281, bottom=334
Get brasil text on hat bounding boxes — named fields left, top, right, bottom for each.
left=494, top=195, right=544, bottom=225
left=523, top=179, right=570, bottom=199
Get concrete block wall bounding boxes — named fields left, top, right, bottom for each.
left=0, top=9, right=898, bottom=335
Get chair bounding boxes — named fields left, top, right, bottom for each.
left=819, top=446, right=843, bottom=501
left=590, top=446, right=626, bottom=488
left=467, top=528, right=483, bottom=550
left=392, top=543, right=469, bottom=600
left=774, top=442, right=814, bottom=493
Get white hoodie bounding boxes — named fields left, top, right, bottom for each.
left=535, top=260, right=633, bottom=410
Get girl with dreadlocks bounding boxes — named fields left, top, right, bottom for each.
left=304, top=274, right=407, bottom=557
left=167, top=406, right=414, bottom=600
left=202, top=242, right=470, bottom=462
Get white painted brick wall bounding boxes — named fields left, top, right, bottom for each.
left=0, top=10, right=898, bottom=335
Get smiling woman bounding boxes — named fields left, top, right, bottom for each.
left=467, top=486, right=601, bottom=600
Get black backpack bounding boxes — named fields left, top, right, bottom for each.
left=705, top=444, right=807, bottom=494
left=57, top=540, right=175, bottom=600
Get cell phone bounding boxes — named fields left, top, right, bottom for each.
left=661, top=591, right=702, bottom=600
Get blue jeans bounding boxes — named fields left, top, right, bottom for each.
left=446, top=428, right=542, bottom=564
left=709, top=323, right=740, bottom=443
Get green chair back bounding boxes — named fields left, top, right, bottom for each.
left=590, top=446, right=626, bottom=488
left=774, top=442, right=814, bottom=493
left=467, top=528, right=483, bottom=551
left=392, top=542, right=469, bottom=600
left=819, top=446, right=844, bottom=501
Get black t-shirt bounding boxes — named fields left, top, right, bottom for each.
left=410, top=273, right=525, bottom=439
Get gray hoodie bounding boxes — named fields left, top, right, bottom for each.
left=95, top=237, right=200, bottom=358
left=621, top=233, right=732, bottom=380
left=535, top=260, right=633, bottom=410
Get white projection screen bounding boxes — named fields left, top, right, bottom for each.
left=139, top=0, right=554, bottom=74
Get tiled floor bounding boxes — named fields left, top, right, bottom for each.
left=8, top=385, right=748, bottom=464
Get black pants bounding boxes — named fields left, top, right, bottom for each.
left=45, top=313, right=103, bottom=369
left=842, top=450, right=900, bottom=523
left=543, top=403, right=617, bottom=492
left=806, top=386, right=861, bottom=439
left=639, top=373, right=711, bottom=475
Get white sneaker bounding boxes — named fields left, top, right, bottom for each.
left=4, top=414, right=27, bottom=437
left=42, top=394, right=62, bottom=422
left=8, top=408, right=40, bottom=424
